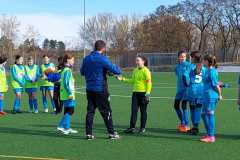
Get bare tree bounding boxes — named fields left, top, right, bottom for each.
left=181, top=0, right=217, bottom=52
left=0, top=15, right=20, bottom=63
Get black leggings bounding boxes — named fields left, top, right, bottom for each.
left=130, top=92, right=149, bottom=129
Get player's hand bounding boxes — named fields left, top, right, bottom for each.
left=116, top=75, right=123, bottom=81
left=219, top=95, right=223, bottom=100
left=69, top=95, right=74, bottom=99
left=145, top=93, right=151, bottom=104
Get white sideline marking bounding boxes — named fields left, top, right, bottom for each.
left=0, top=155, right=67, bottom=160
left=75, top=91, right=238, bottom=101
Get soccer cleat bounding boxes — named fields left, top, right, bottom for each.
left=29, top=109, right=33, bottom=113
left=124, top=128, right=135, bottom=134
left=0, top=111, right=7, bottom=116
left=200, top=136, right=215, bottom=143
left=69, top=128, right=78, bottom=134
left=138, top=128, right=146, bottom=134
left=61, top=129, right=71, bottom=135
left=34, top=110, right=39, bottom=114
left=177, top=124, right=184, bottom=131
left=190, top=127, right=199, bottom=135
left=86, top=135, right=95, bottom=140
left=44, top=108, right=49, bottom=113
left=16, top=110, right=22, bottom=114
left=109, top=132, right=120, bottom=140
left=57, top=127, right=65, bottom=132
left=179, top=125, right=190, bottom=133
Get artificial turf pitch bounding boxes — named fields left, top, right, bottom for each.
left=0, top=72, right=239, bottom=160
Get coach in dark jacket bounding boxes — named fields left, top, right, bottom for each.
left=80, top=40, right=122, bottom=140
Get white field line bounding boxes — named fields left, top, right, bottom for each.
left=0, top=154, right=67, bottom=160
left=75, top=91, right=238, bottom=101
left=75, top=84, right=239, bottom=90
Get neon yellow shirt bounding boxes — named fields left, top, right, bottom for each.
left=123, top=66, right=152, bottom=94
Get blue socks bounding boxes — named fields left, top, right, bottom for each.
left=182, top=108, right=189, bottom=126
left=208, top=114, right=215, bottom=136
left=0, top=99, right=3, bottom=112
left=194, top=107, right=202, bottom=127
left=29, top=99, right=34, bottom=111
left=202, top=109, right=215, bottom=137
left=42, top=96, right=48, bottom=109
left=33, top=99, right=38, bottom=111
left=175, top=109, right=183, bottom=123
left=59, top=113, right=71, bottom=129
left=51, top=99, right=56, bottom=110
left=13, top=98, right=20, bottom=111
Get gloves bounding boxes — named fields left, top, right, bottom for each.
left=145, top=93, right=151, bottom=104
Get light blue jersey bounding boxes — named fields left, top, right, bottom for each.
left=175, top=61, right=191, bottom=100
left=188, top=64, right=206, bottom=104
left=203, top=67, right=219, bottom=102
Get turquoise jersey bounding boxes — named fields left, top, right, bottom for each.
left=175, top=61, right=191, bottom=91
left=188, top=64, right=206, bottom=103
left=203, top=67, right=219, bottom=101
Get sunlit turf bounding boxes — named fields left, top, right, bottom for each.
left=0, top=72, right=239, bottom=160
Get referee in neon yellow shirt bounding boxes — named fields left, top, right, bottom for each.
left=117, top=55, right=152, bottom=134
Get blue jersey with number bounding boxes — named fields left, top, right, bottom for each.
left=203, top=67, right=219, bottom=101
left=188, top=64, right=206, bottom=103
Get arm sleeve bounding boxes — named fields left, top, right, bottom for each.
left=80, top=59, right=85, bottom=76
left=210, top=70, right=219, bottom=88
left=39, top=65, right=43, bottom=76
left=102, top=57, right=122, bottom=75
left=47, top=73, right=61, bottom=83
left=145, top=69, right=152, bottom=94
left=11, top=66, right=22, bottom=85
left=63, top=70, right=72, bottom=95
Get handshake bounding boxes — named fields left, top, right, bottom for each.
left=107, top=72, right=125, bottom=81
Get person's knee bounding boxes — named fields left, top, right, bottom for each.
left=16, top=93, right=21, bottom=98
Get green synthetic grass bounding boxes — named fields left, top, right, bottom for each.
left=0, top=72, right=239, bottom=160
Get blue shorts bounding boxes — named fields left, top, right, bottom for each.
left=175, top=89, right=188, bottom=100
left=25, top=88, right=37, bottom=93
left=188, top=97, right=203, bottom=105
left=62, top=100, right=76, bottom=107
left=14, top=88, right=24, bottom=94
left=40, top=86, right=54, bottom=91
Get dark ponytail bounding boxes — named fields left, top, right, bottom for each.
left=203, top=54, right=217, bottom=68
left=15, top=55, right=23, bottom=64
left=193, top=52, right=202, bottom=75
left=137, top=55, right=148, bottom=67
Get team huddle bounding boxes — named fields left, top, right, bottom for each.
left=0, top=40, right=239, bottom=142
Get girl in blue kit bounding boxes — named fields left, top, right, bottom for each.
left=0, top=56, right=8, bottom=116
left=201, top=54, right=222, bottom=143
left=187, top=51, right=206, bottom=135
left=57, top=54, right=78, bottom=135
left=25, top=56, right=39, bottom=113
left=174, top=50, right=191, bottom=133
left=11, top=55, right=25, bottom=114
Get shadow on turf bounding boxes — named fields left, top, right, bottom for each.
left=9, top=123, right=240, bottom=141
